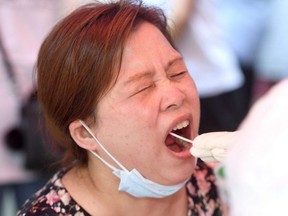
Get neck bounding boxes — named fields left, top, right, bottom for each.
left=117, top=189, right=188, bottom=216
left=125, top=188, right=188, bottom=216
left=63, top=163, right=188, bottom=216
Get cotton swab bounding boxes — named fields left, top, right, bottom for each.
left=169, top=132, right=194, bottom=144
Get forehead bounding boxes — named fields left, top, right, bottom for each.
left=118, top=22, right=180, bottom=78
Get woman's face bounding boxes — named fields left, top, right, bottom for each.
left=93, top=22, right=200, bottom=185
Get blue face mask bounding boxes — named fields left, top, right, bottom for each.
left=80, top=120, right=189, bottom=198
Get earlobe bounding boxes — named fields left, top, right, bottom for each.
left=69, top=120, right=97, bottom=151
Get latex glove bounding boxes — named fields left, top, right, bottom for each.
left=190, top=131, right=238, bottom=162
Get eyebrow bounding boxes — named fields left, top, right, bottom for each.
left=123, top=71, right=153, bottom=86
left=123, top=55, right=184, bottom=86
left=165, top=55, right=183, bottom=71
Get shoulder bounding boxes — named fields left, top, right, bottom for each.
left=186, top=160, right=224, bottom=215
left=16, top=171, right=61, bottom=216
left=17, top=169, right=89, bottom=216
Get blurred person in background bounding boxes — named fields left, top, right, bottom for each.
left=253, top=0, right=288, bottom=100
left=218, top=0, right=288, bottom=102
left=217, top=0, right=269, bottom=102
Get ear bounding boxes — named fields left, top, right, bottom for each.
left=69, top=120, right=98, bottom=151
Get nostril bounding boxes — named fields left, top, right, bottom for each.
left=160, top=82, right=185, bottom=112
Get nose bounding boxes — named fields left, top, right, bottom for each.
left=160, top=80, right=185, bottom=112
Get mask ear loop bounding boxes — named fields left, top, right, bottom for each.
left=80, top=120, right=129, bottom=172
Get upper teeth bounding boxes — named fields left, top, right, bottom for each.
left=173, top=120, right=189, bottom=130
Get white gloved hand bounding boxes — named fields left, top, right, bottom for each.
left=190, top=131, right=238, bottom=162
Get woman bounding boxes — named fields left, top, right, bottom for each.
left=17, top=1, right=223, bottom=215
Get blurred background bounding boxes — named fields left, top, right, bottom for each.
left=0, top=1, right=91, bottom=215
left=1, top=0, right=287, bottom=215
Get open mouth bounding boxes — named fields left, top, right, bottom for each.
left=165, top=120, right=191, bottom=152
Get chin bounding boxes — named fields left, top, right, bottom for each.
left=171, top=160, right=196, bottom=184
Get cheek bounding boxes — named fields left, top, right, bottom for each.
left=184, top=80, right=200, bottom=129
left=97, top=101, right=153, bottom=143
left=193, top=103, right=200, bottom=133
left=191, top=92, right=200, bottom=117
left=183, top=78, right=199, bottom=103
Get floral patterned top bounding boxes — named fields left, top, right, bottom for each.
left=17, top=160, right=223, bottom=216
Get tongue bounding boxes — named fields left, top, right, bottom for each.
left=167, top=144, right=182, bottom=152
left=165, top=134, right=182, bottom=152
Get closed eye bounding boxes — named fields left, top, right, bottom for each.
left=138, top=85, right=153, bottom=93
left=131, top=83, right=155, bottom=97
left=170, top=71, right=187, bottom=79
